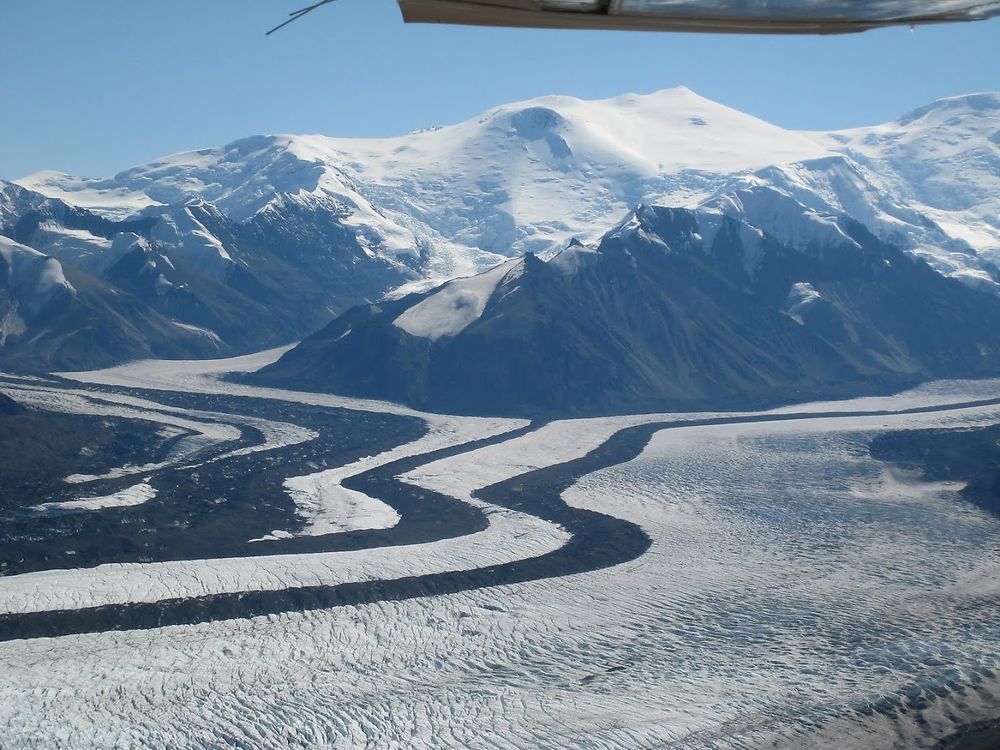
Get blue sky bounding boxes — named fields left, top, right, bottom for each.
left=2, top=0, right=998, bottom=180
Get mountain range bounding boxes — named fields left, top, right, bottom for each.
left=3, top=88, right=999, bottom=412
left=252, top=193, right=1000, bottom=416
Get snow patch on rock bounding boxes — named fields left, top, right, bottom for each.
left=393, top=257, right=523, bottom=340
left=784, top=281, right=823, bottom=324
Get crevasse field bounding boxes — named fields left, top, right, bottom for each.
left=1, top=350, right=998, bottom=749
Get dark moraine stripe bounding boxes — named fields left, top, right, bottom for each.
left=937, top=719, right=1000, bottom=750
left=0, top=421, right=657, bottom=641
left=0, top=386, right=513, bottom=574
left=1, top=397, right=998, bottom=641
left=870, top=422, right=1000, bottom=514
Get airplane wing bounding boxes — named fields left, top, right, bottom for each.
left=394, top=0, right=1000, bottom=33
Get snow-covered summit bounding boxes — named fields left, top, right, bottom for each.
left=819, top=93, right=1000, bottom=257
left=15, top=88, right=830, bottom=277
left=15, top=87, right=1000, bottom=288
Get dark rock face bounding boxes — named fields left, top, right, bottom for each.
left=870, top=426, right=1000, bottom=515
left=253, top=197, right=1000, bottom=418
left=0, top=393, right=22, bottom=416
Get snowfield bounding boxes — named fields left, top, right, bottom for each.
left=2, top=350, right=1000, bottom=748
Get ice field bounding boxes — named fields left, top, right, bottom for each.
left=0, top=352, right=998, bottom=748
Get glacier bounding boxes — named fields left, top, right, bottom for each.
left=1, top=348, right=999, bottom=748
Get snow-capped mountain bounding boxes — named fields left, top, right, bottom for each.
left=754, top=92, right=1000, bottom=290
left=3, top=87, right=999, bottom=372
left=17, top=88, right=1000, bottom=290
left=17, top=89, right=828, bottom=280
left=253, top=190, right=1000, bottom=417
left=0, top=235, right=225, bottom=370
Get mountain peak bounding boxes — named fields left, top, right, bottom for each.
left=896, top=91, right=1000, bottom=125
left=11, top=88, right=1000, bottom=288
left=495, top=86, right=721, bottom=114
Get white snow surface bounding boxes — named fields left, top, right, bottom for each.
left=393, top=257, right=523, bottom=340
left=282, top=471, right=401, bottom=537
left=168, top=320, right=222, bottom=346
left=789, top=92, right=1000, bottom=286
left=10, top=86, right=979, bottom=284
left=27, top=221, right=112, bottom=271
